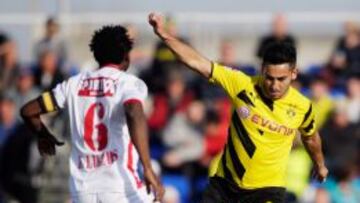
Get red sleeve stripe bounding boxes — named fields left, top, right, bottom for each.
left=123, top=99, right=142, bottom=105
left=127, top=141, right=143, bottom=188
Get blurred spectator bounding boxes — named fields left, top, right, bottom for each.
left=309, top=77, right=334, bottom=129
left=7, top=68, right=40, bottom=120
left=218, top=40, right=240, bottom=68
left=141, top=15, right=192, bottom=94
left=162, top=101, right=205, bottom=169
left=320, top=51, right=348, bottom=89
left=256, top=14, right=296, bottom=59
left=0, top=123, right=42, bottom=203
left=315, top=160, right=360, bottom=203
left=342, top=76, right=360, bottom=124
left=0, top=96, right=17, bottom=203
left=148, top=70, right=194, bottom=134
left=336, top=21, right=359, bottom=51
left=0, top=36, right=20, bottom=94
left=0, top=96, right=17, bottom=148
left=34, top=17, right=68, bottom=67
left=201, top=99, right=231, bottom=164
left=202, top=110, right=226, bottom=161
left=33, top=49, right=65, bottom=91
left=320, top=103, right=360, bottom=174
left=335, top=21, right=360, bottom=75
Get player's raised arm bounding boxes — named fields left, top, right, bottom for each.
left=301, top=131, right=328, bottom=183
left=148, top=12, right=212, bottom=78
left=124, top=102, right=165, bottom=202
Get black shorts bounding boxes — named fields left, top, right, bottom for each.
left=200, top=176, right=286, bottom=203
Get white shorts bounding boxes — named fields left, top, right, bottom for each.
left=72, top=187, right=154, bottom=203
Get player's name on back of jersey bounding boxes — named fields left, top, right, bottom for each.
left=78, top=77, right=117, bottom=97
left=77, top=149, right=119, bottom=170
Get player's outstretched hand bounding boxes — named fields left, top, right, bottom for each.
left=37, top=128, right=64, bottom=156
left=144, top=168, right=165, bottom=202
left=148, top=12, right=166, bottom=37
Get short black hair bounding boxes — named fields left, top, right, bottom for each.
left=262, top=42, right=296, bottom=68
left=89, top=25, right=133, bottom=66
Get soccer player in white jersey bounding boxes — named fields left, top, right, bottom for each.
left=20, top=25, right=164, bottom=203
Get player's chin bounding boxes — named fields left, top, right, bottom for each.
left=268, top=92, right=283, bottom=100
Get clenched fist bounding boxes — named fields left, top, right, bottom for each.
left=148, top=13, right=167, bottom=37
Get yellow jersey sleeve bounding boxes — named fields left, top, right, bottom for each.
left=299, top=102, right=317, bottom=136
left=209, top=62, right=252, bottom=99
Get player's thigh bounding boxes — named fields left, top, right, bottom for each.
left=72, top=193, right=97, bottom=203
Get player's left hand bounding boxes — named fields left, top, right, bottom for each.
left=143, top=168, right=165, bottom=202
left=37, top=128, right=64, bottom=156
left=313, top=164, right=328, bottom=183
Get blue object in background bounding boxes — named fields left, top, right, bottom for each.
left=162, top=174, right=191, bottom=203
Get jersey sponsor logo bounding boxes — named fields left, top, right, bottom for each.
left=77, top=149, right=119, bottom=170
left=250, top=113, right=295, bottom=136
left=78, top=77, right=116, bottom=97
left=237, top=106, right=250, bottom=119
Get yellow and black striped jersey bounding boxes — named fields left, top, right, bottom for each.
left=209, top=62, right=317, bottom=189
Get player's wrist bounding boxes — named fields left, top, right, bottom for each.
left=315, top=162, right=326, bottom=169
left=157, top=30, right=171, bottom=40
left=143, top=164, right=153, bottom=172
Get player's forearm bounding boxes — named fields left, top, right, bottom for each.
left=125, top=104, right=153, bottom=170
left=301, top=132, right=326, bottom=168
left=157, top=32, right=212, bottom=78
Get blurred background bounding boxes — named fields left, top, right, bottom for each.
left=0, top=0, right=359, bottom=203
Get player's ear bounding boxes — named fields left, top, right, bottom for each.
left=291, top=67, right=298, bottom=80
left=261, top=65, right=266, bottom=74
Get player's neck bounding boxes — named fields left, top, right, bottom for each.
left=101, top=63, right=127, bottom=71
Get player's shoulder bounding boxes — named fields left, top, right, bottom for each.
left=213, top=62, right=252, bottom=78
left=119, top=72, right=145, bottom=86
left=119, top=72, right=147, bottom=92
left=287, top=87, right=312, bottom=111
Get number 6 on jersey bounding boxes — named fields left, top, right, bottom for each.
left=84, top=102, right=108, bottom=151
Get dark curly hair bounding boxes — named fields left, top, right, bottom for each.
left=89, top=25, right=133, bottom=66
left=262, top=42, right=296, bottom=68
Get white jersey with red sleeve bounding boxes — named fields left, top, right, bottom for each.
left=51, top=66, right=149, bottom=198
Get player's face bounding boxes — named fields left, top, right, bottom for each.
left=261, top=63, right=297, bottom=100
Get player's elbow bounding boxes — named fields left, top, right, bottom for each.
left=20, top=104, right=31, bottom=120
left=20, top=100, right=39, bottom=120
left=302, top=133, right=320, bottom=146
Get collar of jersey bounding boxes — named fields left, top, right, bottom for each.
left=102, top=63, right=125, bottom=71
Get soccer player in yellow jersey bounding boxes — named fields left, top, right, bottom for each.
left=149, top=13, right=328, bottom=203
